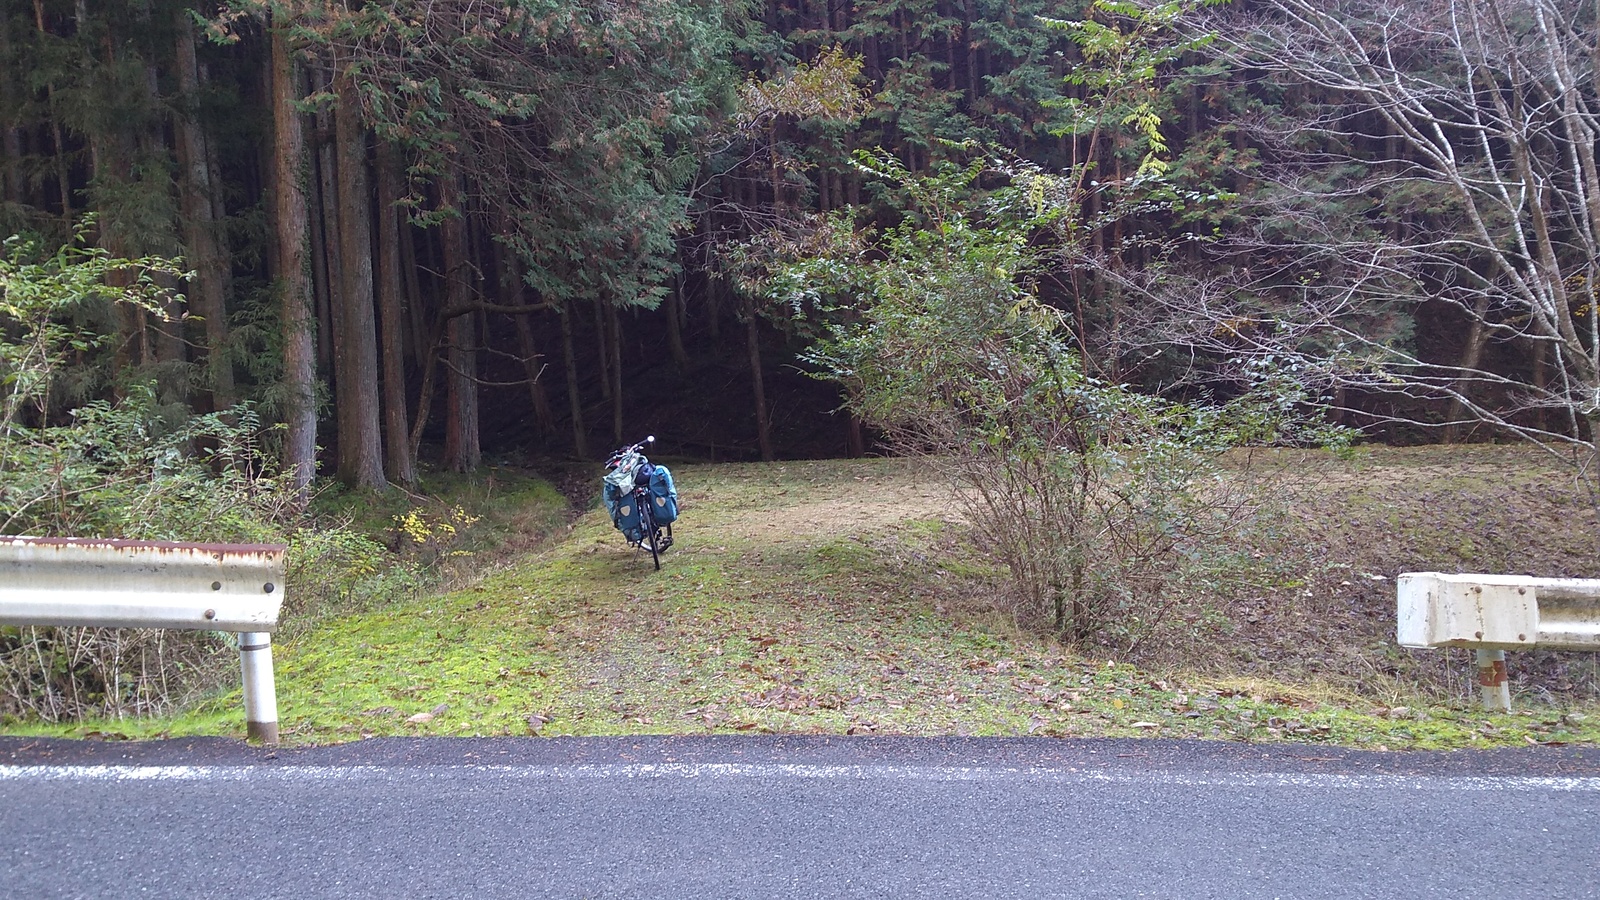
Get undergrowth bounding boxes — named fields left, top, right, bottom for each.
left=8, top=450, right=1597, bottom=751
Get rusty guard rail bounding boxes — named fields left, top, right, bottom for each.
left=0, top=537, right=287, bottom=743
left=1398, top=572, right=1600, bottom=712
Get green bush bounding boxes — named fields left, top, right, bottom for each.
left=766, top=154, right=1344, bottom=646
left=0, top=228, right=413, bottom=722
left=283, top=525, right=420, bottom=631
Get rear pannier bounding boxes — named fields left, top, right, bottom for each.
left=603, top=481, right=645, bottom=542
left=648, top=465, right=678, bottom=525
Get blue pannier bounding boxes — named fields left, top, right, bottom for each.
left=604, top=481, right=645, bottom=542
left=648, top=465, right=678, bottom=525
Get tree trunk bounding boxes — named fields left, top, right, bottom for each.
left=706, top=267, right=722, bottom=340
left=271, top=17, right=317, bottom=493
left=513, top=314, right=557, bottom=440
left=86, top=47, right=146, bottom=387
left=495, top=236, right=556, bottom=441
left=559, top=300, right=588, bottom=458
left=259, top=56, right=280, bottom=281
left=963, top=0, right=977, bottom=103
left=1443, top=296, right=1494, bottom=443
left=312, top=89, right=339, bottom=379
left=173, top=13, right=234, bottom=410
left=608, top=301, right=623, bottom=443
left=203, top=65, right=229, bottom=229
left=440, top=175, right=480, bottom=472
left=593, top=297, right=612, bottom=402
left=1531, top=338, right=1550, bottom=436
left=375, top=143, right=416, bottom=485
left=31, top=3, right=73, bottom=223
left=0, top=16, right=22, bottom=206
left=306, top=163, right=330, bottom=373
left=408, top=333, right=438, bottom=464
left=745, top=299, right=774, bottom=461
left=48, top=117, right=71, bottom=223
left=402, top=214, right=429, bottom=364
left=138, top=59, right=187, bottom=404
left=443, top=315, right=481, bottom=471
left=665, top=272, right=689, bottom=370
left=0, top=121, right=18, bottom=207
left=332, top=73, right=386, bottom=489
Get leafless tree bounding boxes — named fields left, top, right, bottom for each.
left=1137, top=0, right=1600, bottom=504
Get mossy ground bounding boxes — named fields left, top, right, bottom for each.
left=8, top=449, right=1600, bottom=749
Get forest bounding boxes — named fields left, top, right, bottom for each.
left=5, top=0, right=1600, bottom=733
left=2, top=0, right=1591, bottom=491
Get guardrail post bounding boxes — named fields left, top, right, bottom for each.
left=1474, top=648, right=1511, bottom=713
left=239, top=632, right=279, bottom=744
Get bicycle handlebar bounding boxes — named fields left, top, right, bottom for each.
left=606, top=435, right=656, bottom=466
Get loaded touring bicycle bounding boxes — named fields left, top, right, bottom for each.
left=602, top=436, right=679, bottom=570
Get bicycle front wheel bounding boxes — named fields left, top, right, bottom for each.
left=640, top=497, right=660, bottom=570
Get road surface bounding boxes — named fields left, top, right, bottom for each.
left=3, top=736, right=1597, bottom=898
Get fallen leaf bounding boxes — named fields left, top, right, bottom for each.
left=1131, top=722, right=1160, bottom=729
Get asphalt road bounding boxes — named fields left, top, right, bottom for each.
left=3, top=736, right=1598, bottom=899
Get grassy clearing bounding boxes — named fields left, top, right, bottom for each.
left=8, top=449, right=1600, bottom=749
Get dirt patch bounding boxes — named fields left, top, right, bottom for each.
left=741, top=486, right=960, bottom=538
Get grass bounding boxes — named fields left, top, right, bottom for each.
left=6, top=450, right=1600, bottom=749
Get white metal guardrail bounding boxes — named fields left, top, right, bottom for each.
left=1398, top=572, right=1600, bottom=711
left=0, top=537, right=287, bottom=743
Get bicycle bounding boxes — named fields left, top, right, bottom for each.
left=603, top=435, right=678, bottom=570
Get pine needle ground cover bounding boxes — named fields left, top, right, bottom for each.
left=6, top=447, right=1599, bottom=750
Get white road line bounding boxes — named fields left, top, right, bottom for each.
left=1, top=762, right=1597, bottom=791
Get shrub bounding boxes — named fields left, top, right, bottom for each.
left=0, top=228, right=408, bottom=722
left=770, top=155, right=1344, bottom=647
